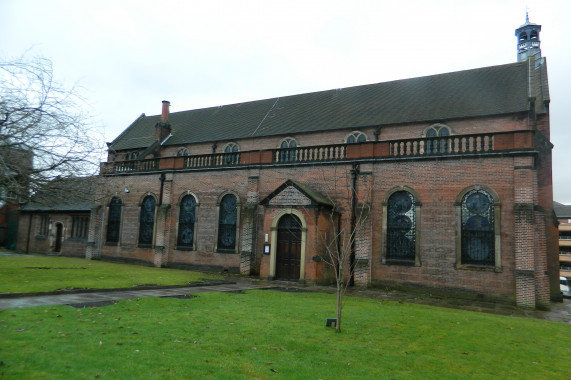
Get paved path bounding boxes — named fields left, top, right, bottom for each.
left=0, top=282, right=265, bottom=310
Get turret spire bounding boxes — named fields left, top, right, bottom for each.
left=515, top=12, right=542, bottom=63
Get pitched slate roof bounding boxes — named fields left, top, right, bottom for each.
left=554, top=202, right=571, bottom=218
left=110, top=61, right=546, bottom=151
left=21, top=176, right=95, bottom=212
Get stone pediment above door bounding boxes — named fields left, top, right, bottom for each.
left=259, top=180, right=334, bottom=208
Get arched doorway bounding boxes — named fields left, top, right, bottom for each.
left=275, top=214, right=302, bottom=280
left=54, top=223, right=63, bottom=253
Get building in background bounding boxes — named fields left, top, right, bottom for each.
left=87, top=15, right=559, bottom=308
left=17, top=177, right=95, bottom=257
left=0, top=144, right=33, bottom=249
left=553, top=202, right=571, bottom=281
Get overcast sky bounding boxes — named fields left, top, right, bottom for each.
left=1, top=0, right=570, bottom=202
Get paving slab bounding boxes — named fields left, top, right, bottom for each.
left=0, top=282, right=265, bottom=310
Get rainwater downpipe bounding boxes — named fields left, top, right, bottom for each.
left=349, top=162, right=360, bottom=286
left=26, top=212, right=33, bottom=253
left=159, top=173, right=166, bottom=206
left=98, top=210, right=104, bottom=259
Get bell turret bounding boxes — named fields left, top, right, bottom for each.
left=515, top=12, right=541, bottom=62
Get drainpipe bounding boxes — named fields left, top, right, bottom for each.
left=158, top=173, right=166, bottom=206
left=349, top=162, right=360, bottom=286
left=26, top=212, right=33, bottom=254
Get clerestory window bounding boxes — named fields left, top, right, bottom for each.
left=345, top=131, right=367, bottom=144
left=278, top=138, right=298, bottom=162
left=424, top=124, right=451, bottom=154
left=177, top=148, right=189, bottom=157
left=223, top=143, right=240, bottom=164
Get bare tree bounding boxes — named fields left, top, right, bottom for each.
left=0, top=54, right=103, bottom=203
left=319, top=163, right=371, bottom=333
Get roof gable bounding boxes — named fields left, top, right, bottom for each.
left=260, top=180, right=334, bottom=208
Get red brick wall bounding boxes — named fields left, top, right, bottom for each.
left=91, top=111, right=556, bottom=305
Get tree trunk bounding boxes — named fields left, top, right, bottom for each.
left=336, top=281, right=342, bottom=332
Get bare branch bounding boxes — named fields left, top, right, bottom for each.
left=0, top=53, right=104, bottom=202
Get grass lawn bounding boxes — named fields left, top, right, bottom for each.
left=0, top=256, right=222, bottom=294
left=1, top=290, right=569, bottom=379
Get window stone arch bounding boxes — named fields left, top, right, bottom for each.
left=455, top=185, right=501, bottom=271
left=382, top=186, right=421, bottom=266
left=224, top=142, right=239, bottom=153
left=268, top=208, right=308, bottom=281
left=345, top=131, right=367, bottom=144
left=177, top=147, right=189, bottom=157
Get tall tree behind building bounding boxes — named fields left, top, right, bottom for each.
left=0, top=54, right=103, bottom=203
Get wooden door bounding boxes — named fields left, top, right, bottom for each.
left=54, top=223, right=63, bottom=253
left=275, top=214, right=302, bottom=280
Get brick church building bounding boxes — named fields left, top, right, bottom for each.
left=87, top=15, right=559, bottom=308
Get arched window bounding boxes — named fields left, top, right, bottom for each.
left=424, top=124, right=451, bottom=154
left=460, top=189, right=495, bottom=267
left=223, top=142, right=240, bottom=164
left=177, top=147, right=189, bottom=157
left=386, top=191, right=417, bottom=263
left=530, top=30, right=538, bottom=40
left=217, top=194, right=238, bottom=252
left=106, top=197, right=122, bottom=244
left=519, top=32, right=527, bottom=42
left=177, top=194, right=196, bottom=249
left=345, top=131, right=367, bottom=144
left=139, top=195, right=156, bottom=246
left=278, top=137, right=298, bottom=162
left=224, top=143, right=239, bottom=153
left=127, top=152, right=138, bottom=161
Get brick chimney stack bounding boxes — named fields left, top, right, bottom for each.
left=155, top=100, right=172, bottom=142
left=161, top=100, right=170, bottom=123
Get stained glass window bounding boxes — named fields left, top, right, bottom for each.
left=177, top=195, right=196, bottom=249
left=139, top=196, right=156, bottom=246
left=217, top=194, right=237, bottom=252
left=386, top=191, right=416, bottom=262
left=106, top=197, right=122, bottom=243
left=461, top=189, right=494, bottom=266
